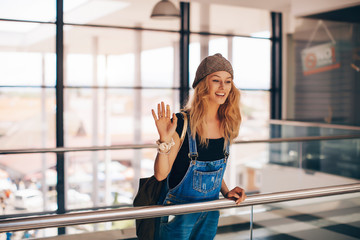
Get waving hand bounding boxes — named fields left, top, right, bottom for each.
left=151, top=102, right=178, bottom=143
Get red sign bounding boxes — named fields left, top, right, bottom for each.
left=301, top=42, right=340, bottom=76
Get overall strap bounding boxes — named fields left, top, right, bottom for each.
left=186, top=121, right=198, bottom=161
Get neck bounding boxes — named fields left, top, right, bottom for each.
left=207, top=103, right=220, bottom=121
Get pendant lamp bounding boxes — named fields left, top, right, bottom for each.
left=150, top=0, right=180, bottom=19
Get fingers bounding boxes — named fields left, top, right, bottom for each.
left=166, top=104, right=170, bottom=118
left=161, top=102, right=165, bottom=118
left=236, top=192, right=245, bottom=204
left=151, top=109, right=158, bottom=121
left=227, top=187, right=246, bottom=205
left=227, top=192, right=240, bottom=199
left=154, top=102, right=172, bottom=119
left=240, top=190, right=247, bottom=202
left=157, top=103, right=161, bottom=118
left=172, top=113, right=178, bottom=124
left=236, top=189, right=246, bottom=205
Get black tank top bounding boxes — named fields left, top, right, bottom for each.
left=169, top=112, right=226, bottom=189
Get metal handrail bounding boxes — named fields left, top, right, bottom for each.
left=1, top=134, right=360, bottom=154
left=269, top=119, right=360, bottom=131
left=0, top=183, right=359, bottom=233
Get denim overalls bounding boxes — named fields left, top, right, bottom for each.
left=159, top=123, right=229, bottom=240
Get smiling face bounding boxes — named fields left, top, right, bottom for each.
left=206, top=71, right=233, bottom=105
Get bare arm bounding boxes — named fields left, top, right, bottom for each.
left=152, top=102, right=180, bottom=181
left=220, top=179, right=230, bottom=197
left=154, top=131, right=180, bottom=180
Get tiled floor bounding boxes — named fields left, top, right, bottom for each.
left=216, top=194, right=360, bottom=240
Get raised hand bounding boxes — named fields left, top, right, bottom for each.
left=151, top=102, right=178, bottom=143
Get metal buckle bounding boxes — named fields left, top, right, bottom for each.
left=188, top=152, right=198, bottom=161
left=224, top=152, right=229, bottom=162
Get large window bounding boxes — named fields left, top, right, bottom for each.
left=190, top=3, right=272, bottom=141
left=0, top=0, right=273, bottom=237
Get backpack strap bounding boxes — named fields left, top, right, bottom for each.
left=179, top=112, right=188, bottom=150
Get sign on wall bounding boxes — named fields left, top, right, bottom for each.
left=301, top=21, right=340, bottom=76
left=301, top=42, right=340, bottom=76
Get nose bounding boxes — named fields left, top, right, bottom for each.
left=219, top=81, right=224, bottom=89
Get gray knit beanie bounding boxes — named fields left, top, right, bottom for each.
left=192, top=53, right=233, bottom=88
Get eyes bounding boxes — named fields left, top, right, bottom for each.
left=212, top=79, right=232, bottom=84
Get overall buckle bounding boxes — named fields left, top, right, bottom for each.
left=188, top=152, right=198, bottom=162
left=224, top=152, right=229, bottom=162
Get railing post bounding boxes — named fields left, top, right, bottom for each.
left=56, top=0, right=65, bottom=235
left=250, top=205, right=254, bottom=240
left=299, top=142, right=303, bottom=169
left=180, top=2, right=190, bottom=109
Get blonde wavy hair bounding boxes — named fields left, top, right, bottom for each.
left=184, top=75, right=241, bottom=148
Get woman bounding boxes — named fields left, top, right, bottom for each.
left=151, top=53, right=246, bottom=240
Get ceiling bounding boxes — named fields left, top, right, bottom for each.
left=189, top=0, right=360, bottom=17
left=304, top=5, right=360, bottom=23
left=0, top=0, right=359, bottom=54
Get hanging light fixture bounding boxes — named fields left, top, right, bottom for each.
left=150, top=0, right=180, bottom=19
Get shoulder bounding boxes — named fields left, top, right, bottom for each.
left=175, top=112, right=184, bottom=119
left=176, top=111, right=189, bottom=125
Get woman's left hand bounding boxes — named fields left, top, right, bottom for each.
left=225, top=187, right=246, bottom=205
